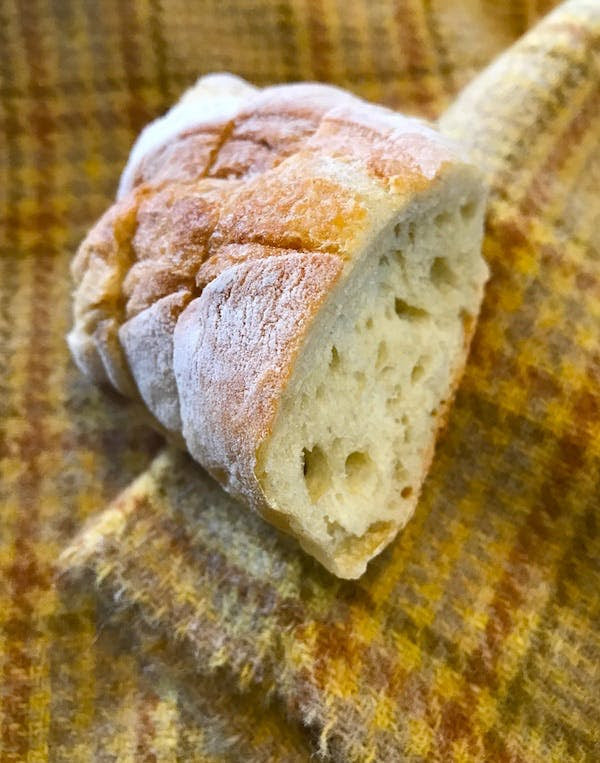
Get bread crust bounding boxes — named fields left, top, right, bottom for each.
left=173, top=253, right=343, bottom=507
left=69, top=74, right=485, bottom=575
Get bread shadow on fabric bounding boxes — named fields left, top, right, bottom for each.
left=60, top=369, right=164, bottom=500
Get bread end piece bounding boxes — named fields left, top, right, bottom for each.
left=69, top=74, right=488, bottom=578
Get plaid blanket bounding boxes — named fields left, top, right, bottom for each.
left=2, top=0, right=599, bottom=760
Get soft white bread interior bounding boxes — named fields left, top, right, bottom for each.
left=69, top=74, right=488, bottom=578
left=256, top=177, right=486, bottom=577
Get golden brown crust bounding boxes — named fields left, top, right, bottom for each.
left=196, top=242, right=300, bottom=289
left=208, top=154, right=371, bottom=255
left=68, top=190, right=144, bottom=392
left=69, top=74, right=478, bottom=566
left=123, top=181, right=226, bottom=318
left=134, top=129, right=223, bottom=189
left=307, top=105, right=458, bottom=192
left=208, top=83, right=352, bottom=178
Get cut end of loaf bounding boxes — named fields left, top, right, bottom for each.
left=257, top=173, right=487, bottom=578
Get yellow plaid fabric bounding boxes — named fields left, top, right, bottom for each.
left=2, top=0, right=600, bottom=760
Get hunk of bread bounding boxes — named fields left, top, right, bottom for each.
left=68, top=73, right=488, bottom=578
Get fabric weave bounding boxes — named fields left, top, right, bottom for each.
left=2, top=0, right=599, bottom=760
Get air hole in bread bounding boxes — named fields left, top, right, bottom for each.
left=435, top=211, right=452, bottom=227
left=411, top=362, right=425, bottom=383
left=396, top=221, right=417, bottom=243
left=386, top=385, right=402, bottom=412
left=430, top=257, right=457, bottom=290
left=411, top=355, right=430, bottom=383
left=330, top=345, right=341, bottom=370
left=366, top=317, right=373, bottom=330
left=401, top=414, right=411, bottom=443
left=376, top=341, right=388, bottom=370
left=394, top=460, right=408, bottom=481
left=302, top=445, right=331, bottom=503
left=461, top=199, right=477, bottom=220
left=394, top=297, right=428, bottom=320
left=379, top=254, right=390, bottom=268
left=344, top=451, right=374, bottom=493
left=354, top=371, right=366, bottom=390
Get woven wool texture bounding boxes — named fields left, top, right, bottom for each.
left=2, top=0, right=599, bottom=760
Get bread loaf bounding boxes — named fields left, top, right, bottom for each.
left=68, top=73, right=488, bottom=578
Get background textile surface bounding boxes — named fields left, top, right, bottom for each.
left=1, top=0, right=599, bottom=760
